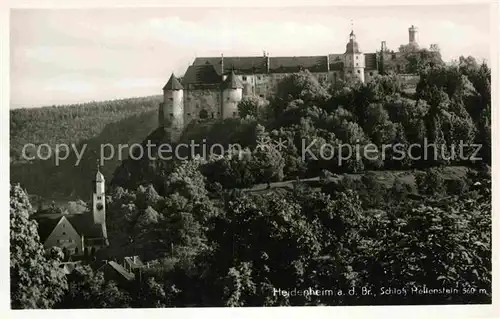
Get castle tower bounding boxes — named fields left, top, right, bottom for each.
left=221, top=70, right=243, bottom=119
left=92, top=164, right=106, bottom=225
left=344, top=29, right=365, bottom=83
left=160, top=73, right=184, bottom=141
left=409, top=25, right=418, bottom=45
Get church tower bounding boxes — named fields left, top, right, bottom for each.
left=92, top=164, right=106, bottom=226
left=160, top=73, right=184, bottom=142
left=344, top=29, right=365, bottom=83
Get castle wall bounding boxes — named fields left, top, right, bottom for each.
left=222, top=88, right=243, bottom=119
left=184, top=89, right=221, bottom=124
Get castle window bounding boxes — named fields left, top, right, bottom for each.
left=97, top=196, right=102, bottom=200
left=356, top=56, right=359, bottom=60
left=187, top=113, right=191, bottom=116
left=348, top=71, right=352, bottom=74
left=257, top=76, right=261, bottom=80
left=62, top=232, right=66, bottom=236
left=370, top=72, right=374, bottom=76
left=357, top=70, right=361, bottom=74
left=242, top=76, right=247, bottom=81
left=259, top=94, right=264, bottom=98
left=169, top=97, right=173, bottom=101
left=211, top=112, right=215, bottom=118
left=169, top=113, right=173, bottom=117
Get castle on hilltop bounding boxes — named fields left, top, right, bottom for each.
left=159, top=25, right=422, bottom=141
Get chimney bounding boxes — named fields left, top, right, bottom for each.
left=326, top=55, right=330, bottom=72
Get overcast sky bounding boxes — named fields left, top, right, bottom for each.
left=10, top=4, right=491, bottom=108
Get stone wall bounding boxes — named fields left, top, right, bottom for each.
left=184, top=89, right=221, bottom=125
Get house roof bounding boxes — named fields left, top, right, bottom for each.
left=268, top=56, right=329, bottom=73
left=194, top=56, right=268, bottom=74
left=124, top=256, right=145, bottom=269
left=221, top=70, right=243, bottom=89
left=103, top=261, right=135, bottom=281
left=34, top=212, right=106, bottom=243
left=163, top=73, right=184, bottom=90
left=35, top=218, right=61, bottom=243
left=182, top=64, right=222, bottom=88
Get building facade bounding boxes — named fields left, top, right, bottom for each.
left=159, top=26, right=421, bottom=140
left=34, top=166, right=109, bottom=257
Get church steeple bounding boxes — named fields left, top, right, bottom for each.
left=93, top=162, right=106, bottom=225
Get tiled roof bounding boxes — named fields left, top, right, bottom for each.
left=124, top=256, right=145, bottom=269
left=269, top=56, right=328, bottom=73
left=35, top=218, right=60, bottom=243
left=221, top=70, right=243, bottom=89
left=365, top=53, right=378, bottom=70
left=194, top=56, right=268, bottom=74
left=182, top=64, right=221, bottom=88
left=100, top=261, right=135, bottom=281
left=163, top=73, right=184, bottom=90
left=68, top=213, right=106, bottom=239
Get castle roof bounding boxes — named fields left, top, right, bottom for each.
left=194, top=56, right=268, bottom=75
left=221, top=70, right=243, bottom=89
left=163, top=73, right=184, bottom=90
left=269, top=56, right=329, bottom=73
left=182, top=63, right=221, bottom=88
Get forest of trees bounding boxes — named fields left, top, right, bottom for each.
left=10, top=55, right=491, bottom=308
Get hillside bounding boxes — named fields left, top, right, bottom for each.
left=10, top=96, right=162, bottom=162
left=10, top=96, right=161, bottom=200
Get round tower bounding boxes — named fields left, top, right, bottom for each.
left=408, top=25, right=419, bottom=46
left=344, top=30, right=365, bottom=83
left=160, top=73, right=184, bottom=141
left=221, top=70, right=243, bottom=119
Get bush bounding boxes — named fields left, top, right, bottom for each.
left=445, top=177, right=470, bottom=195
left=416, top=168, right=446, bottom=196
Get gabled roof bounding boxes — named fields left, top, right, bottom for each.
left=102, top=261, right=135, bottom=281
left=221, top=71, right=243, bottom=89
left=35, top=218, right=61, bottom=243
left=269, top=56, right=329, bottom=73
left=69, top=213, right=106, bottom=239
left=35, top=212, right=107, bottom=242
left=124, top=256, right=145, bottom=269
left=163, top=73, right=184, bottom=90
left=194, top=56, right=268, bottom=74
left=182, top=64, right=221, bottom=88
